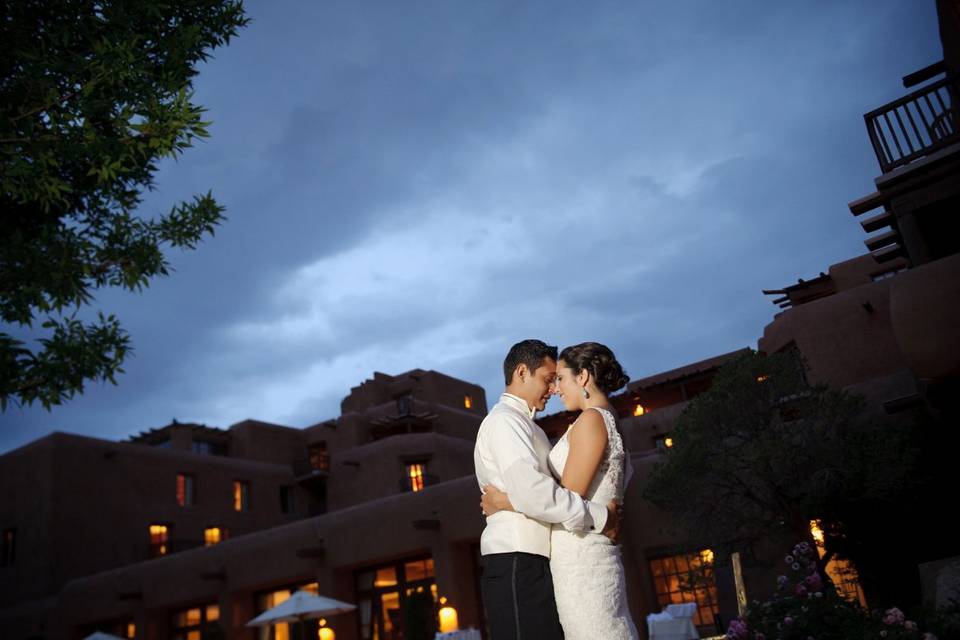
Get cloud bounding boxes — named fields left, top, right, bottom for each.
left=0, top=0, right=942, bottom=451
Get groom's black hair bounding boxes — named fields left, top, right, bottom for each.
left=503, top=339, right=558, bottom=385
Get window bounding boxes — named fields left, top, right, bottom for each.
left=149, top=524, right=170, bottom=557
left=1, top=528, right=15, bottom=567
left=176, top=473, right=195, bottom=507
left=406, top=463, right=426, bottom=492
left=308, top=442, right=330, bottom=472
left=255, top=582, right=319, bottom=640
left=649, top=550, right=719, bottom=631
left=464, top=395, right=473, bottom=409
left=396, top=392, right=414, bottom=416
left=654, top=435, right=674, bottom=452
left=204, top=527, right=227, bottom=546
left=171, top=603, right=220, bottom=640
left=81, top=620, right=135, bottom=639
left=872, top=266, right=904, bottom=281
left=355, top=557, right=436, bottom=640
left=810, top=520, right=867, bottom=607
left=280, top=486, right=296, bottom=514
left=191, top=439, right=226, bottom=455
left=233, top=480, right=249, bottom=511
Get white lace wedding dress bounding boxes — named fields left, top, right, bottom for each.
left=548, top=406, right=639, bottom=639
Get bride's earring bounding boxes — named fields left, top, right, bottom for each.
left=581, top=387, right=590, bottom=399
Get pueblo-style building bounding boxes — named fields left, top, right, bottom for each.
left=2, top=2, right=958, bottom=639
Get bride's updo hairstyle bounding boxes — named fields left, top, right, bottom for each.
left=558, top=342, right=629, bottom=395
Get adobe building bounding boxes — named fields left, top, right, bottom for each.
left=2, top=2, right=958, bottom=639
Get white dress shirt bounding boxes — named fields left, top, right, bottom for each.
left=474, top=393, right=609, bottom=557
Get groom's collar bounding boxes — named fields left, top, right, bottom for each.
left=501, top=392, right=536, bottom=419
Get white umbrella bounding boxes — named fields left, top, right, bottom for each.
left=83, top=633, right=126, bottom=640
left=246, top=590, right=356, bottom=628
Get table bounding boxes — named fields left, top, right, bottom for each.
left=434, top=629, right=482, bottom=640
left=647, top=614, right=699, bottom=640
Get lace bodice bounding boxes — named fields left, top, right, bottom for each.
left=547, top=406, right=631, bottom=505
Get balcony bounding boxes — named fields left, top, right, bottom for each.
left=369, top=410, right=438, bottom=441
left=865, top=73, right=958, bottom=174
left=850, top=67, right=960, bottom=266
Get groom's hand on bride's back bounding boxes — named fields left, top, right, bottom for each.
left=602, top=501, right=623, bottom=543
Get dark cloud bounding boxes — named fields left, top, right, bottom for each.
left=0, top=0, right=942, bottom=451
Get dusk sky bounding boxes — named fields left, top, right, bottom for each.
left=0, top=1, right=942, bottom=453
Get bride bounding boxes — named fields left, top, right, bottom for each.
left=482, top=341, right=639, bottom=640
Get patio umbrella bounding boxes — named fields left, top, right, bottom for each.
left=246, top=590, right=356, bottom=635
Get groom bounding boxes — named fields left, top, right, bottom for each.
left=474, top=339, right=620, bottom=640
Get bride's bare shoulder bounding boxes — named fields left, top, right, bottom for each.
left=569, top=409, right=608, bottom=445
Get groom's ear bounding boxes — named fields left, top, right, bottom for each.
left=513, top=363, right=528, bottom=384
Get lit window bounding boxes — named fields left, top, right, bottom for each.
left=810, top=520, right=867, bottom=606
left=233, top=480, right=249, bottom=511
left=149, top=524, right=169, bottom=557
left=125, top=622, right=135, bottom=639
left=176, top=473, right=195, bottom=507
left=649, top=550, right=720, bottom=630
left=171, top=604, right=218, bottom=639
left=406, top=463, right=426, bottom=492
left=654, top=435, right=674, bottom=452
left=308, top=442, right=330, bottom=472
left=254, top=583, right=319, bottom=638
left=633, top=404, right=646, bottom=416
left=204, top=527, right=227, bottom=546
left=464, top=395, right=473, bottom=409
left=756, top=374, right=770, bottom=383
left=1, top=528, right=15, bottom=567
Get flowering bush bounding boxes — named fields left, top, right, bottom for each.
left=724, top=542, right=938, bottom=640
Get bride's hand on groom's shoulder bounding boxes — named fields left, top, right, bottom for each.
left=603, top=500, right=624, bottom=543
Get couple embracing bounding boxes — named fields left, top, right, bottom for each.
left=474, top=339, right=639, bottom=639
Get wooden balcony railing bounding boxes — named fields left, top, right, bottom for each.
left=865, top=74, right=958, bottom=173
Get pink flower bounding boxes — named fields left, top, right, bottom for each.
left=883, top=607, right=905, bottom=625
left=904, top=621, right=917, bottom=631
left=804, top=573, right=823, bottom=591
left=725, top=618, right=749, bottom=639
left=784, top=616, right=793, bottom=625
left=795, top=584, right=808, bottom=597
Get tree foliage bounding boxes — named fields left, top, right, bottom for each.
left=1, top=0, right=249, bottom=409
left=641, top=350, right=916, bottom=574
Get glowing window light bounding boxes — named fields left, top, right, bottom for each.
left=464, top=395, right=473, bottom=409
left=149, top=524, right=169, bottom=556
left=204, top=527, right=225, bottom=546
left=664, top=437, right=674, bottom=448
left=810, top=520, right=867, bottom=607
left=633, top=404, right=646, bottom=416
left=233, top=480, right=249, bottom=511
left=408, top=464, right=425, bottom=492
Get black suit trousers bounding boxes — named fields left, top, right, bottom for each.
left=480, top=552, right=565, bottom=640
